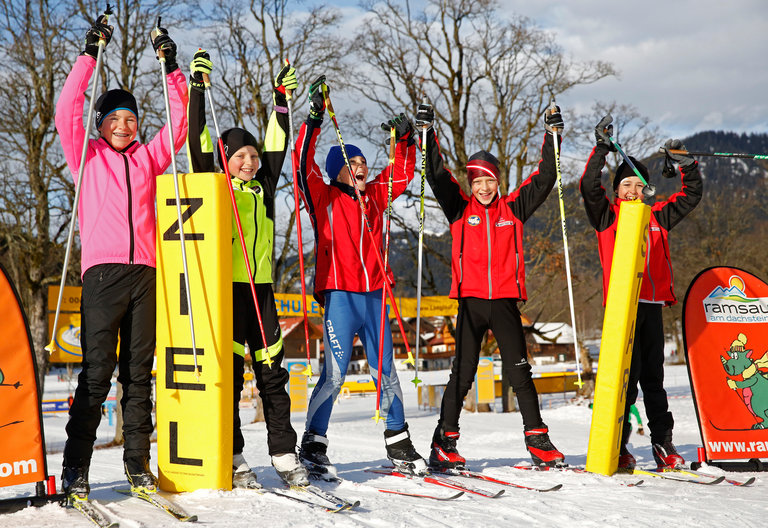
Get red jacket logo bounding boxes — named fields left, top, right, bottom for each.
left=467, top=215, right=481, bottom=226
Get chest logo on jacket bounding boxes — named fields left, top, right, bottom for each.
left=495, top=218, right=514, bottom=228
left=467, top=215, right=481, bottom=226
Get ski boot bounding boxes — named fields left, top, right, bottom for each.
left=618, top=444, right=636, bottom=470
left=272, top=453, right=310, bottom=487
left=62, top=465, right=90, bottom=499
left=233, top=453, right=261, bottom=489
left=428, top=426, right=466, bottom=470
left=385, top=425, right=428, bottom=476
left=524, top=425, right=565, bottom=467
left=124, top=457, right=158, bottom=494
left=652, top=440, right=684, bottom=469
left=299, top=432, right=338, bottom=481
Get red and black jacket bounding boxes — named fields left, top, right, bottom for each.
left=423, top=128, right=558, bottom=300
left=579, top=144, right=703, bottom=306
left=296, top=117, right=416, bottom=305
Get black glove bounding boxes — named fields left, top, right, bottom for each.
left=150, top=27, right=178, bottom=73
left=595, top=114, right=616, bottom=151
left=83, top=14, right=113, bottom=58
left=273, top=63, right=297, bottom=108
left=189, top=49, right=212, bottom=93
left=415, top=103, right=434, bottom=131
left=663, top=138, right=696, bottom=171
left=544, top=105, right=565, bottom=135
left=381, top=113, right=414, bottom=142
left=308, top=75, right=326, bottom=120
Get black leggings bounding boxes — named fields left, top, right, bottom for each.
left=622, top=302, right=673, bottom=445
left=438, top=297, right=543, bottom=432
left=64, top=264, right=156, bottom=467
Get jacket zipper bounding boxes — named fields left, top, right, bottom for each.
left=122, top=153, right=134, bottom=264
left=485, top=207, right=492, bottom=299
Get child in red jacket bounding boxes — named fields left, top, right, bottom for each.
left=579, top=114, right=702, bottom=469
left=420, top=104, right=566, bottom=468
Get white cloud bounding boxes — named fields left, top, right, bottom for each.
left=499, top=0, right=768, bottom=137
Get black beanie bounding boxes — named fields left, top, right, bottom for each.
left=95, top=89, right=138, bottom=128
left=613, top=156, right=650, bottom=192
left=218, top=128, right=259, bottom=171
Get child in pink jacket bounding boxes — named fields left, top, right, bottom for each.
left=55, top=16, right=188, bottom=498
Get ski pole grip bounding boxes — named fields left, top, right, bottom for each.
left=202, top=72, right=210, bottom=86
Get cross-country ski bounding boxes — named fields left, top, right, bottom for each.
left=1, top=2, right=767, bottom=528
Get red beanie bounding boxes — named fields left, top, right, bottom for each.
left=466, top=150, right=500, bottom=183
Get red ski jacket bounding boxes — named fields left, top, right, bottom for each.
left=423, top=129, right=558, bottom=300
left=296, top=117, right=416, bottom=305
left=579, top=144, right=703, bottom=306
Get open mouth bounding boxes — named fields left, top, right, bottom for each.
left=355, top=173, right=365, bottom=182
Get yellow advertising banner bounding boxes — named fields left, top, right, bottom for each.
left=586, top=201, right=651, bottom=476
left=475, top=356, right=495, bottom=404
left=272, top=293, right=458, bottom=319
left=287, top=360, right=309, bottom=413
left=156, top=173, right=233, bottom=492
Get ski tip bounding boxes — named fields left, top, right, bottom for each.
left=542, top=484, right=563, bottom=492
left=180, top=514, right=198, bottom=522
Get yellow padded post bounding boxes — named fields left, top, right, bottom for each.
left=586, top=200, right=651, bottom=475
left=156, top=172, right=233, bottom=491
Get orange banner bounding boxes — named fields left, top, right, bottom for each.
left=684, top=266, right=768, bottom=461
left=0, top=263, right=47, bottom=487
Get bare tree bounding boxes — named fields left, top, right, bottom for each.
left=202, top=0, right=347, bottom=292
left=0, top=0, right=78, bottom=391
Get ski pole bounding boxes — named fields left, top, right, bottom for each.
left=411, top=120, right=427, bottom=388
left=284, top=60, right=313, bottom=377
left=200, top=65, right=273, bottom=369
left=47, top=5, right=113, bottom=354
left=659, top=148, right=768, bottom=160
left=607, top=135, right=657, bottom=198
left=373, top=126, right=396, bottom=423
left=549, top=102, right=583, bottom=389
left=152, top=18, right=199, bottom=377
left=320, top=85, right=417, bottom=380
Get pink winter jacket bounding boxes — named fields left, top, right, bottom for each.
left=56, top=54, right=188, bottom=277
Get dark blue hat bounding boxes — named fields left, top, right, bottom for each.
left=95, top=89, right=138, bottom=128
left=325, top=144, right=366, bottom=180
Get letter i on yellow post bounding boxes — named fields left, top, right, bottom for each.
left=585, top=200, right=651, bottom=476
left=156, top=172, right=234, bottom=491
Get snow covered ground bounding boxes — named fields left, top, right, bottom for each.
left=1, top=364, right=766, bottom=527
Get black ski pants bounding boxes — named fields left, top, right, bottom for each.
left=438, top=297, right=543, bottom=433
left=64, top=264, right=156, bottom=467
left=232, top=282, right=296, bottom=456
left=622, top=302, right=674, bottom=446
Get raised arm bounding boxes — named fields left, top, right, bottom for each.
left=145, top=28, right=189, bottom=175
left=654, top=139, right=703, bottom=231
left=579, top=115, right=616, bottom=232
left=256, top=62, right=297, bottom=199
left=185, top=49, right=215, bottom=173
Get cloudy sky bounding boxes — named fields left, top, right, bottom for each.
left=331, top=0, right=767, bottom=140
left=500, top=0, right=767, bottom=138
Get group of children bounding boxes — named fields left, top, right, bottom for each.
left=56, top=15, right=702, bottom=498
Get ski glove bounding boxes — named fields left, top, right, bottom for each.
left=663, top=138, right=696, bottom=175
left=595, top=114, right=616, bottom=152
left=415, top=103, right=434, bottom=131
left=308, top=75, right=326, bottom=120
left=381, top=113, right=414, bottom=142
left=150, top=27, right=178, bottom=73
left=189, top=49, right=212, bottom=93
left=544, top=105, right=565, bottom=135
left=273, top=63, right=298, bottom=109
left=83, top=14, right=113, bottom=58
